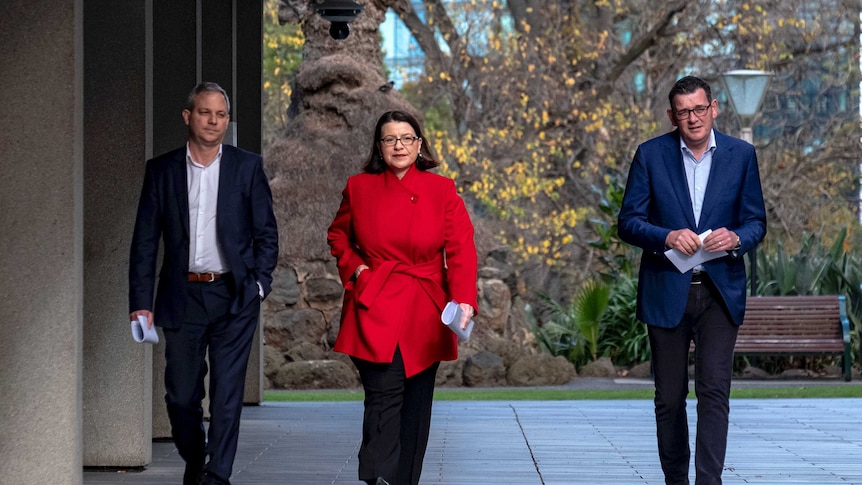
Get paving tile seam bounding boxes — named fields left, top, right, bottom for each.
left=509, top=403, right=546, bottom=485
left=324, top=440, right=360, bottom=484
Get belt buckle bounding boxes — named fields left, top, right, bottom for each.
left=190, top=272, right=218, bottom=282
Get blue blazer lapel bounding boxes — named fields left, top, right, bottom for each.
left=171, top=149, right=190, bottom=239
left=698, top=131, right=732, bottom=229
left=217, top=146, right=238, bottom=234
left=665, top=131, right=697, bottom=229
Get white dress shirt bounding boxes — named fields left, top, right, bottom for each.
left=186, top=144, right=229, bottom=274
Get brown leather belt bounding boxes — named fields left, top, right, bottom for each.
left=188, top=272, right=222, bottom=282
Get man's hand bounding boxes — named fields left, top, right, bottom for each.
left=129, top=310, right=154, bottom=329
left=666, top=229, right=701, bottom=256
left=703, top=228, right=738, bottom=253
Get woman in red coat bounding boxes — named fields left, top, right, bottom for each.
left=328, top=111, right=478, bottom=485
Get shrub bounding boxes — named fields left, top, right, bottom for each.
left=600, top=274, right=650, bottom=367
left=534, top=280, right=610, bottom=368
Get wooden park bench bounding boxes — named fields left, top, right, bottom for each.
left=734, top=295, right=852, bottom=381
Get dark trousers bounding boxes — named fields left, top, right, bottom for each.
left=352, top=348, right=439, bottom=485
left=648, top=278, right=739, bottom=485
left=163, top=278, right=260, bottom=485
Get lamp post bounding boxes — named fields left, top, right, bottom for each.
left=720, top=69, right=772, bottom=296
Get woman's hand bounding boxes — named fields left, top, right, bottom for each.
left=354, top=264, right=369, bottom=280
left=458, top=302, right=474, bottom=329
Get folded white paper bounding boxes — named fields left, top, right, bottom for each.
left=441, top=301, right=475, bottom=342
left=664, top=229, right=726, bottom=273
left=130, top=315, right=159, bottom=344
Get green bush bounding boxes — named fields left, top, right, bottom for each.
left=534, top=280, right=610, bottom=368
left=599, top=274, right=650, bottom=367
left=535, top=276, right=654, bottom=370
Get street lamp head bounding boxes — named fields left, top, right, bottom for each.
left=721, top=69, right=772, bottom=144
left=721, top=69, right=773, bottom=118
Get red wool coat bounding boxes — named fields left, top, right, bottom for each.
left=327, top=166, right=478, bottom=377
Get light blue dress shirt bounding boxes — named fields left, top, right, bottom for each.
left=681, top=130, right=717, bottom=272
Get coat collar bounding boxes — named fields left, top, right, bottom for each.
left=698, top=131, right=733, bottom=230
left=665, top=129, right=732, bottom=231
left=664, top=130, right=697, bottom=229
left=170, top=144, right=236, bottom=237
left=216, top=145, right=237, bottom=233
left=170, top=148, right=190, bottom=238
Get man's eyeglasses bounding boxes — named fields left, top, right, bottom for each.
left=380, top=136, right=420, bottom=146
left=674, top=104, right=712, bottom=120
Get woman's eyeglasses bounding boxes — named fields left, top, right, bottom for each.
left=380, top=136, right=420, bottom=146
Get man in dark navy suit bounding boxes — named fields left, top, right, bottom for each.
left=618, top=76, right=766, bottom=485
left=129, top=82, right=278, bottom=485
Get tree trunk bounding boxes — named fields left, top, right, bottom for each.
left=270, top=0, right=417, bottom=262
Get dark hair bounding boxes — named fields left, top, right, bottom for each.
left=363, top=110, right=439, bottom=174
left=668, top=76, right=712, bottom=109
left=186, top=82, right=231, bottom=114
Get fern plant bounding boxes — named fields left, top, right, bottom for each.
left=534, top=280, right=610, bottom=366
left=600, top=274, right=650, bottom=367
left=573, top=280, right=611, bottom=362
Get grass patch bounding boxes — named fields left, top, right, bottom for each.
left=728, top=386, right=862, bottom=399
left=265, top=384, right=862, bottom=402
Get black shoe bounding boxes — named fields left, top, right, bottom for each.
left=200, top=470, right=231, bottom=485
left=364, top=478, right=390, bottom=485
left=183, top=463, right=204, bottom=485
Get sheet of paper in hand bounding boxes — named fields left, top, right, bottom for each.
left=441, top=301, right=475, bottom=342
left=664, top=229, right=727, bottom=273
left=130, top=315, right=159, bottom=344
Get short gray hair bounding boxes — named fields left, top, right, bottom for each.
left=185, top=82, right=230, bottom=114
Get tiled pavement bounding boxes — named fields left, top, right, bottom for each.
left=84, top=386, right=862, bottom=484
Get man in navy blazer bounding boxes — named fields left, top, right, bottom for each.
left=619, top=76, right=766, bottom=485
left=129, top=82, right=278, bottom=485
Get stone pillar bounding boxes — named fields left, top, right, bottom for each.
left=81, top=0, right=151, bottom=466
left=0, top=1, right=84, bottom=484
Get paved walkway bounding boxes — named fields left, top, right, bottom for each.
left=84, top=385, right=862, bottom=484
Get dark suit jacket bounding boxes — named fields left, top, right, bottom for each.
left=618, top=129, right=766, bottom=327
left=129, top=145, right=279, bottom=328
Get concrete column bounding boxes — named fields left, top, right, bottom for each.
left=0, top=1, right=84, bottom=484
left=152, top=0, right=196, bottom=158
left=245, top=311, right=264, bottom=403
left=201, top=0, right=235, bottom=94
left=82, top=0, right=151, bottom=466
left=235, top=0, right=264, bottom=159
